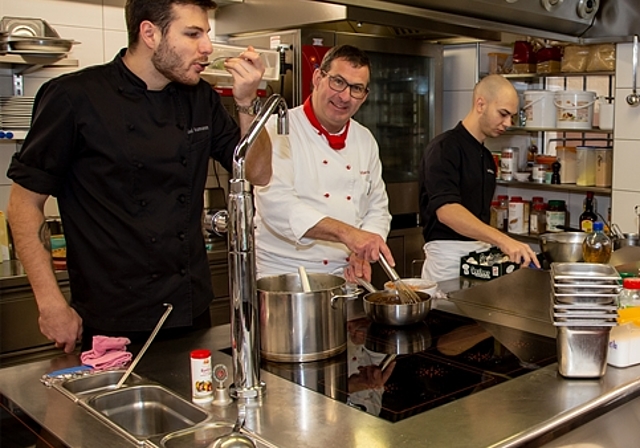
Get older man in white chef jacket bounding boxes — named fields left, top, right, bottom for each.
left=254, top=44, right=393, bottom=282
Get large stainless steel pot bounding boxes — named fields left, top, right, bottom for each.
left=257, top=273, right=357, bottom=362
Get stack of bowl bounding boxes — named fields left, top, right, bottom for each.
left=550, top=262, right=621, bottom=378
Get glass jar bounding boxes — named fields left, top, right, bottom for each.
left=529, top=202, right=547, bottom=235
left=546, top=200, right=566, bottom=232
left=490, top=200, right=500, bottom=228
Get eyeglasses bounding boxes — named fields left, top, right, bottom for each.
left=321, top=70, right=369, bottom=99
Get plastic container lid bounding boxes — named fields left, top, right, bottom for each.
left=190, top=349, right=211, bottom=359
left=623, top=278, right=640, bottom=290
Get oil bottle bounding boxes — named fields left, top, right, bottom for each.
left=582, top=221, right=612, bottom=263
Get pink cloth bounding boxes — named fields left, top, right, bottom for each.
left=80, top=336, right=132, bottom=370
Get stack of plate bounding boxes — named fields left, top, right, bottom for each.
left=0, top=16, right=77, bottom=57
left=550, top=262, right=622, bottom=378
left=0, top=96, right=35, bottom=130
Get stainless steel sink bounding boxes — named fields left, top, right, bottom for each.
left=58, top=370, right=144, bottom=400
left=84, top=384, right=209, bottom=443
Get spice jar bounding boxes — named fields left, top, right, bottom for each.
left=191, top=349, right=213, bottom=404
left=490, top=200, right=500, bottom=228
left=497, top=195, right=509, bottom=230
left=508, top=196, right=527, bottom=234
left=500, top=147, right=516, bottom=181
left=546, top=200, right=567, bottom=232
left=529, top=202, right=547, bottom=235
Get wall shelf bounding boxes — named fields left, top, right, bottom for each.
left=0, top=53, right=78, bottom=74
left=507, top=127, right=612, bottom=134
left=496, top=179, right=611, bottom=195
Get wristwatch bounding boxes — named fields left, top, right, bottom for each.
left=235, top=97, right=261, bottom=116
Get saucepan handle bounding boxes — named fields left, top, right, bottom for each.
left=330, top=288, right=363, bottom=309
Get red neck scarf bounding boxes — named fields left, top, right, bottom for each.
left=303, top=97, right=350, bottom=150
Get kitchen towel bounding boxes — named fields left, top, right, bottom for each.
left=80, top=336, right=132, bottom=370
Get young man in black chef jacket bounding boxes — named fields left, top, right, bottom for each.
left=419, top=74, right=539, bottom=282
left=6, top=0, right=271, bottom=353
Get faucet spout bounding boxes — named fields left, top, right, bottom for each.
left=227, top=94, right=288, bottom=399
left=232, top=94, right=289, bottom=181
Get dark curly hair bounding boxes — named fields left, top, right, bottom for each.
left=125, top=0, right=217, bottom=48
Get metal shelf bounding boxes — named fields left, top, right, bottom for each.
left=0, top=53, right=78, bottom=74
left=496, top=179, right=611, bottom=195
left=0, top=130, right=27, bottom=141
left=506, top=127, right=612, bottom=134
left=500, top=71, right=614, bottom=79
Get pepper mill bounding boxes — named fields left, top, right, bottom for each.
left=551, top=160, right=561, bottom=184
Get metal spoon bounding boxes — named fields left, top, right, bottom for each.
left=115, top=303, right=173, bottom=389
left=627, top=34, right=640, bottom=106
left=210, top=405, right=256, bottom=448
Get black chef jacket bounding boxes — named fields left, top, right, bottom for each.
left=7, top=49, right=240, bottom=332
left=419, top=122, right=497, bottom=243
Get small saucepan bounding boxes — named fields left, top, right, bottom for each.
left=357, top=279, right=431, bottom=326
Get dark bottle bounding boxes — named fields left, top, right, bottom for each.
left=551, top=160, right=561, bottom=184
left=580, top=191, right=598, bottom=233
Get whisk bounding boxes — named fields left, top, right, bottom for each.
left=378, top=254, right=422, bottom=304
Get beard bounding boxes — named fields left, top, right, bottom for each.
left=151, top=39, right=198, bottom=86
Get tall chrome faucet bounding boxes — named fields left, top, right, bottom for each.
left=205, top=94, right=288, bottom=399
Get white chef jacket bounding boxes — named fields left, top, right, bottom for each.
left=254, top=105, right=391, bottom=278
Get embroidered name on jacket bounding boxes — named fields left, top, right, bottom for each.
left=187, top=126, right=209, bottom=135
left=360, top=170, right=370, bottom=175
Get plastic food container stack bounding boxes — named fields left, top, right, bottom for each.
left=550, top=262, right=621, bottom=378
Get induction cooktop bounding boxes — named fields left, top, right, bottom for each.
left=259, top=310, right=557, bottom=423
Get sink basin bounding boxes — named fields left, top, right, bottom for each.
left=159, top=422, right=276, bottom=448
left=59, top=370, right=144, bottom=399
left=85, top=384, right=209, bottom=441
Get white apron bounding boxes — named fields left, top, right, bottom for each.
left=421, top=240, right=491, bottom=283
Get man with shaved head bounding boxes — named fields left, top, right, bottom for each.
left=419, top=74, right=539, bottom=282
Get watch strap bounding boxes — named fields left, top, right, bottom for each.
left=235, top=97, right=261, bottom=116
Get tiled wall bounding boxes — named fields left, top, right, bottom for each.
left=0, top=0, right=227, bottom=216
left=613, top=42, right=640, bottom=234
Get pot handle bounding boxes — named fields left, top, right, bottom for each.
left=330, top=288, right=363, bottom=309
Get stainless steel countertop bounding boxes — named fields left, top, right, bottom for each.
left=3, top=306, right=640, bottom=448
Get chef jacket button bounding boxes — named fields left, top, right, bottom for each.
left=140, top=200, right=147, bottom=207
left=322, top=259, right=328, bottom=265
left=346, top=165, right=351, bottom=170
left=151, top=273, right=158, bottom=280
left=178, top=232, right=185, bottom=240
left=323, top=160, right=328, bottom=165
left=324, top=193, right=330, bottom=198
left=136, top=162, right=143, bottom=169
left=181, top=157, right=187, bottom=167
left=180, top=268, right=186, bottom=276
left=345, top=257, right=350, bottom=262
left=346, top=196, right=351, bottom=201
left=177, top=123, right=184, bottom=130
left=150, top=237, right=157, bottom=243
left=178, top=194, right=186, bottom=204
left=128, top=124, right=135, bottom=131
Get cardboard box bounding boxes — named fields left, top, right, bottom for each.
left=459, top=247, right=520, bottom=280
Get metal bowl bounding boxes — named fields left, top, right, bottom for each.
left=362, top=291, right=431, bottom=326
left=540, top=232, right=586, bottom=263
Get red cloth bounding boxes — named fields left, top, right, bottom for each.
left=80, top=336, right=132, bottom=370
left=303, top=97, right=350, bottom=150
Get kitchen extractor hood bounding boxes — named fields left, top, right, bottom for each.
left=215, top=0, right=639, bottom=43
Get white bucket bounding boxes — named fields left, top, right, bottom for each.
left=554, top=90, right=597, bottom=130
left=523, top=90, right=556, bottom=129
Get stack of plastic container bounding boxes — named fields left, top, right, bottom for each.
left=550, top=262, right=621, bottom=378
